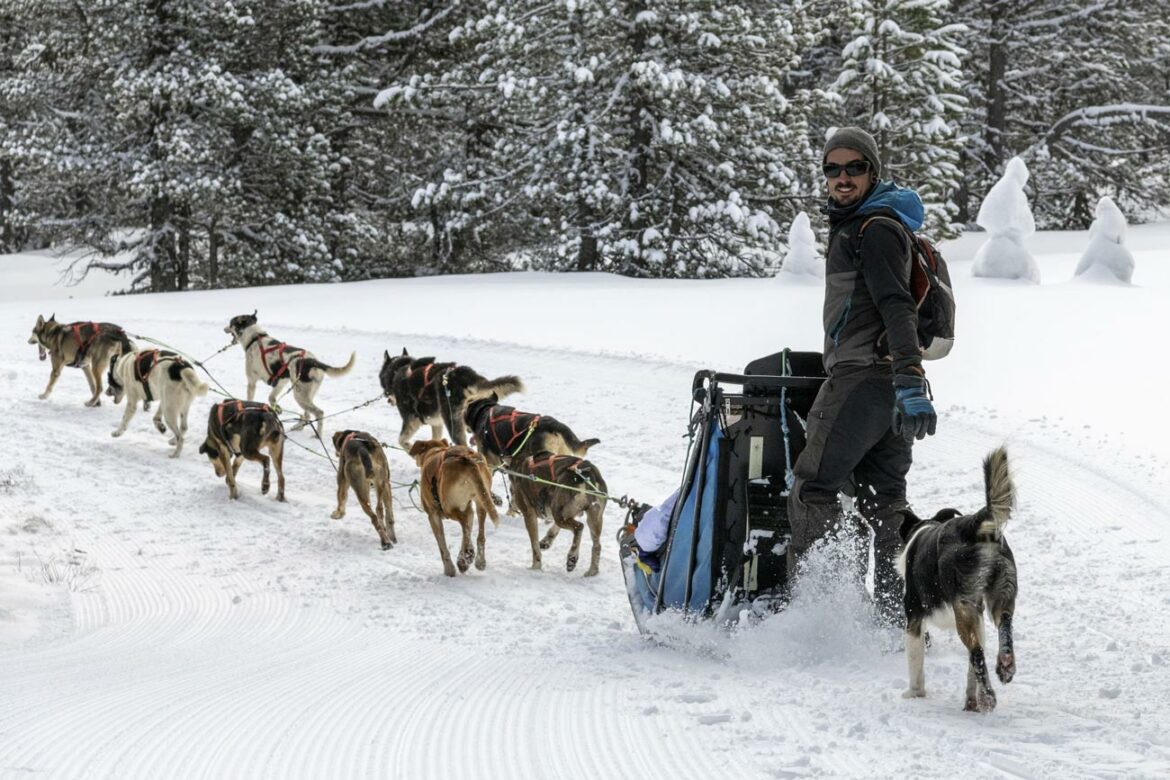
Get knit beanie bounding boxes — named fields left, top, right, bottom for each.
left=822, top=127, right=882, bottom=179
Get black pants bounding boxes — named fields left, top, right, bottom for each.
left=788, top=371, right=912, bottom=622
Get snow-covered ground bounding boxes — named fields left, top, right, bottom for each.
left=2, top=227, right=1169, bottom=778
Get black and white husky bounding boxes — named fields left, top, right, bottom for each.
left=107, top=349, right=209, bottom=457
left=898, top=446, right=1018, bottom=712
left=225, top=312, right=355, bottom=430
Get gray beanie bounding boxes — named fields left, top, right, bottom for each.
left=823, top=127, right=881, bottom=179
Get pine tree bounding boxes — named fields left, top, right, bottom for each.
left=828, top=0, right=968, bottom=238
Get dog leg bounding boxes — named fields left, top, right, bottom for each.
left=331, top=470, right=348, bottom=520
left=82, top=363, right=101, bottom=406
left=39, top=357, right=63, bottom=400
left=539, top=522, right=561, bottom=550
left=559, top=517, right=584, bottom=572
left=355, top=477, right=390, bottom=549
left=584, top=505, right=603, bottom=577
left=522, top=508, right=542, bottom=570
left=993, top=611, right=1016, bottom=684
left=224, top=454, right=241, bottom=500
left=165, top=405, right=184, bottom=457
left=271, top=440, right=286, bottom=502
left=379, top=479, right=397, bottom=546
left=398, top=418, right=422, bottom=450
left=452, top=508, right=475, bottom=573
left=474, top=501, right=487, bottom=571
left=246, top=378, right=258, bottom=402
left=430, top=422, right=444, bottom=442
left=956, top=604, right=996, bottom=712
left=153, top=405, right=166, bottom=435
left=902, top=617, right=927, bottom=699
left=428, top=513, right=458, bottom=577
left=111, top=393, right=138, bottom=438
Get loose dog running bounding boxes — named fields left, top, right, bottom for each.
left=28, top=314, right=133, bottom=406
left=898, top=445, right=1018, bottom=712
left=380, top=349, right=524, bottom=449
left=224, top=311, right=355, bottom=430
left=107, top=349, right=209, bottom=457
left=507, top=453, right=607, bottom=577
left=409, top=440, right=499, bottom=577
left=198, top=399, right=287, bottom=502
left=330, top=429, right=397, bottom=551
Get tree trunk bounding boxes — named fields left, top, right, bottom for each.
left=177, top=202, right=190, bottom=291
left=208, top=216, right=219, bottom=288
left=984, top=12, right=1008, bottom=174
left=621, top=0, right=651, bottom=277
left=0, top=158, right=13, bottom=252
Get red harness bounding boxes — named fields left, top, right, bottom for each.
left=257, top=340, right=305, bottom=382
left=216, top=400, right=271, bottom=427
left=488, top=409, right=542, bottom=454
left=405, top=363, right=458, bottom=400
left=524, top=453, right=585, bottom=483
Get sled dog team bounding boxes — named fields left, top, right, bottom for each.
left=27, top=312, right=608, bottom=579
left=29, top=312, right=1020, bottom=711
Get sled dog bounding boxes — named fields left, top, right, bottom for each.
left=464, top=395, right=600, bottom=467
left=28, top=314, right=133, bottom=406
left=507, top=452, right=607, bottom=577
left=198, top=399, right=286, bottom=502
left=224, top=311, right=355, bottom=430
left=379, top=349, right=524, bottom=449
left=107, top=349, right=208, bottom=457
left=330, top=429, right=397, bottom=550
left=898, top=445, right=1018, bottom=712
left=409, top=439, right=499, bottom=577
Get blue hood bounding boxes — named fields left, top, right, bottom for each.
left=857, top=181, right=924, bottom=232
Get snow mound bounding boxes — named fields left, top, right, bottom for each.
left=973, top=157, right=1040, bottom=283
left=776, top=212, right=824, bottom=281
left=1075, top=196, right=1135, bottom=284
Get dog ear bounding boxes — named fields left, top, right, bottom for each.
left=408, top=440, right=428, bottom=458
left=931, top=508, right=963, bottom=523
left=383, top=350, right=390, bottom=363
left=252, top=309, right=257, bottom=317
left=490, top=392, right=498, bottom=404
left=401, top=347, right=408, bottom=356
left=49, top=313, right=55, bottom=322
left=898, top=510, right=924, bottom=542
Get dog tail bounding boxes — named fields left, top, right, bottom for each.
left=475, top=467, right=500, bottom=527
left=976, top=445, right=1015, bottom=541
left=305, top=352, right=357, bottom=378
left=345, top=450, right=371, bottom=489
left=468, top=374, right=525, bottom=401
left=569, top=435, right=601, bottom=456
left=180, top=365, right=209, bottom=397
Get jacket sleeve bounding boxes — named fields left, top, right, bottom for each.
left=859, top=221, right=923, bottom=375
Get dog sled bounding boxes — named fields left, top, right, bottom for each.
left=619, top=350, right=826, bottom=634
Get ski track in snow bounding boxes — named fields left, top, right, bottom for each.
left=2, top=313, right=1170, bottom=779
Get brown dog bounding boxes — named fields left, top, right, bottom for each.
left=28, top=314, right=133, bottom=406
left=198, top=400, right=286, bottom=502
left=507, top=453, right=607, bottom=577
left=409, top=440, right=499, bottom=577
left=330, top=429, right=397, bottom=550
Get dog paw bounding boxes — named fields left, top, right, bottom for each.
left=38, top=392, right=50, bottom=400
left=566, top=554, right=578, bottom=572
left=330, top=510, right=343, bottom=520
left=381, top=541, right=394, bottom=551
left=474, top=555, right=486, bottom=571
left=583, top=566, right=599, bottom=578
left=539, top=539, right=553, bottom=551
left=529, top=560, right=542, bottom=571
left=169, top=450, right=181, bottom=459
left=902, top=688, right=927, bottom=699
left=997, top=657, right=1016, bottom=684
left=457, top=555, right=472, bottom=573
left=964, top=689, right=997, bottom=713
left=443, top=562, right=457, bottom=577
left=111, top=429, right=124, bottom=438
left=261, top=481, right=270, bottom=495
left=491, top=492, right=504, bottom=507
left=276, top=493, right=286, bottom=503
left=230, top=490, right=240, bottom=500
left=156, top=421, right=168, bottom=434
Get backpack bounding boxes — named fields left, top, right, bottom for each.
left=859, top=216, right=956, bottom=361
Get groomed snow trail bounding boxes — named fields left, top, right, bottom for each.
left=2, top=312, right=1170, bottom=779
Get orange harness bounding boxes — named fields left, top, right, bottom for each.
left=215, top=400, right=271, bottom=427
left=488, top=409, right=542, bottom=454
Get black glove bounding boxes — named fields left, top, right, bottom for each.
left=892, top=374, right=937, bottom=443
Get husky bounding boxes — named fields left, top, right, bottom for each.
left=224, top=311, right=355, bottom=431
left=28, top=314, right=133, bottom=406
left=464, top=395, right=600, bottom=467
left=330, top=429, right=397, bottom=551
left=198, top=400, right=287, bottom=502
left=898, top=446, right=1018, bottom=712
left=379, top=349, right=524, bottom=449
left=507, top=452, right=607, bottom=577
left=409, top=439, right=499, bottom=577
left=107, top=349, right=209, bottom=457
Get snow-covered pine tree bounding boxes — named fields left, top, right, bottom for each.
left=952, top=0, right=1170, bottom=229
left=828, top=0, right=967, bottom=238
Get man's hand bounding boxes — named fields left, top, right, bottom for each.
left=892, top=375, right=937, bottom=442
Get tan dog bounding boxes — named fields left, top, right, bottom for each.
left=28, top=314, right=133, bottom=406
left=198, top=400, right=286, bottom=502
left=507, top=453, right=607, bottom=577
left=409, top=440, right=499, bottom=577
left=330, top=429, right=397, bottom=550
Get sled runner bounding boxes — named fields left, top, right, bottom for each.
left=620, top=350, right=826, bottom=634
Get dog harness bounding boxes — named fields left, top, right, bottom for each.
left=67, top=322, right=100, bottom=367
left=478, top=405, right=542, bottom=457
left=132, top=350, right=186, bottom=403
left=247, top=333, right=307, bottom=386
left=215, top=400, right=272, bottom=428
left=404, top=362, right=458, bottom=400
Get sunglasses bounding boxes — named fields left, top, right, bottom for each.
left=822, top=160, right=871, bottom=178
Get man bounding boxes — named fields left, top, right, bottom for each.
left=787, top=127, right=938, bottom=627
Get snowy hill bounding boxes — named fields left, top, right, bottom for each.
left=2, top=227, right=1169, bottom=778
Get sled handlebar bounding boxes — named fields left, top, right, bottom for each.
left=691, top=370, right=825, bottom=398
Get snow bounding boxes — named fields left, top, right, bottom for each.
left=973, top=157, right=1041, bottom=283
left=1075, top=196, right=1135, bottom=283
left=2, top=222, right=1170, bottom=777
left=776, top=211, right=823, bottom=280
